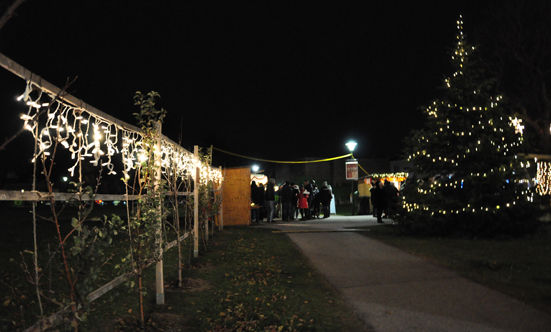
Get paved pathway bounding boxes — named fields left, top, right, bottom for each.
left=258, top=215, right=551, bottom=332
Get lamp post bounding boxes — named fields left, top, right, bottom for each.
left=345, top=141, right=358, bottom=215
left=345, top=142, right=357, bottom=157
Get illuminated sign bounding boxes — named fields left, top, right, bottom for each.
left=346, top=159, right=358, bottom=180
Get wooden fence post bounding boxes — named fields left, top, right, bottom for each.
left=194, top=145, right=199, bottom=258
left=219, top=166, right=224, bottom=231
left=155, top=122, right=164, bottom=305
left=205, top=165, right=210, bottom=241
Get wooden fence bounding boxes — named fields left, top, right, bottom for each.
left=0, top=52, right=224, bottom=331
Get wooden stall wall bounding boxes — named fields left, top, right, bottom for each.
left=222, top=167, right=251, bottom=226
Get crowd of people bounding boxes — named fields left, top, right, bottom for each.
left=369, top=180, right=400, bottom=223
left=250, top=179, right=333, bottom=222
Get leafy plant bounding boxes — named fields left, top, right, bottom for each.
left=21, top=108, right=124, bottom=331
left=122, top=91, right=168, bottom=328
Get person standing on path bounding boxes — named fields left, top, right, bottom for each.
left=250, top=181, right=261, bottom=222
left=279, top=181, right=293, bottom=221
left=383, top=180, right=399, bottom=218
left=257, top=183, right=265, bottom=221
left=310, top=180, right=319, bottom=218
left=371, top=180, right=387, bottom=223
left=265, top=178, right=276, bottom=222
left=298, top=185, right=309, bottom=221
left=319, top=181, right=333, bottom=218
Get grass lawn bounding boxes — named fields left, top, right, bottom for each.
left=359, top=223, right=551, bottom=316
left=83, top=227, right=368, bottom=331
left=335, top=204, right=355, bottom=216
left=0, top=203, right=368, bottom=332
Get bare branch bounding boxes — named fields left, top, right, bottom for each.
left=0, top=0, right=27, bottom=32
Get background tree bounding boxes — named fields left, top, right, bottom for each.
left=473, top=1, right=551, bottom=195
left=472, top=1, right=551, bottom=154
left=400, top=17, right=542, bottom=237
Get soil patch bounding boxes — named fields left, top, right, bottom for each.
left=113, top=313, right=191, bottom=332
left=190, top=261, right=214, bottom=271
left=149, top=313, right=190, bottom=332
left=164, top=277, right=211, bottom=292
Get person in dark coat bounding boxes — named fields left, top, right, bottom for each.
left=257, top=183, right=265, bottom=221
left=279, top=181, right=293, bottom=221
left=383, top=180, right=399, bottom=218
left=265, top=178, right=276, bottom=222
left=311, top=193, right=322, bottom=219
left=319, top=181, right=333, bottom=218
left=371, top=180, right=387, bottom=223
left=310, top=180, right=319, bottom=218
left=251, top=181, right=260, bottom=222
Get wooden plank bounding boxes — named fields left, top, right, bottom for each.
left=24, top=232, right=189, bottom=332
left=272, top=229, right=372, bottom=233
left=0, top=190, right=191, bottom=201
left=87, top=232, right=188, bottom=302
left=222, top=167, right=251, bottom=226
left=87, top=274, right=129, bottom=303
left=0, top=52, right=142, bottom=134
left=194, top=146, right=199, bottom=257
left=0, top=52, right=203, bottom=164
left=0, top=0, right=26, bottom=31
left=524, top=153, right=551, bottom=161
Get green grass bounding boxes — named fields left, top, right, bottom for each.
left=1, top=205, right=368, bottom=332
left=85, top=227, right=368, bottom=331
left=359, top=224, right=551, bottom=315
left=0, top=203, right=137, bottom=331
left=335, top=204, right=354, bottom=216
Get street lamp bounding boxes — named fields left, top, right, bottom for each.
left=345, top=141, right=357, bottom=157
left=345, top=141, right=358, bottom=215
left=252, top=165, right=259, bottom=173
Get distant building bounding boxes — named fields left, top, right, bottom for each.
left=273, top=158, right=393, bottom=205
left=390, top=159, right=413, bottom=173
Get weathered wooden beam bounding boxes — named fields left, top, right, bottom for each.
left=271, top=229, right=372, bottom=233
left=0, top=52, right=201, bottom=161
left=0, top=52, right=143, bottom=134
left=0, top=190, right=191, bottom=201
left=24, top=232, right=189, bottom=332
left=0, top=0, right=27, bottom=31
left=524, top=153, right=551, bottom=161
left=0, top=190, right=135, bottom=201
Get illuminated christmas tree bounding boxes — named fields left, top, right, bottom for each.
left=400, top=16, right=541, bottom=236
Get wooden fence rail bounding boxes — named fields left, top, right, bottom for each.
left=0, top=190, right=195, bottom=201
left=0, top=51, right=224, bottom=331
left=23, top=232, right=190, bottom=332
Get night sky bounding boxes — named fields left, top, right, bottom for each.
left=0, top=1, right=491, bottom=170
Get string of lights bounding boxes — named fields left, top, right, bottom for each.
left=536, top=161, right=551, bottom=195
left=18, top=80, right=222, bottom=186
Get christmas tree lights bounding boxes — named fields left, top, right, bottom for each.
left=400, top=16, right=540, bottom=236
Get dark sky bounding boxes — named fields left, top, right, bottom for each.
left=0, top=1, right=489, bottom=169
